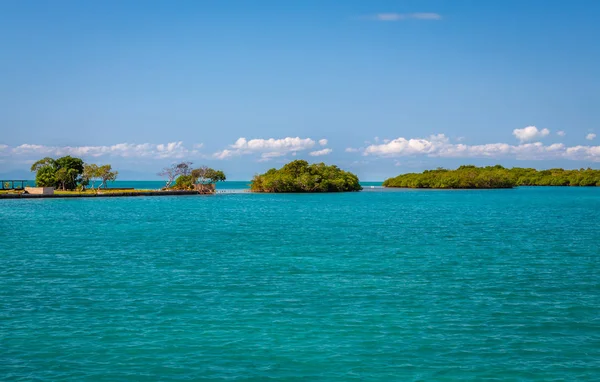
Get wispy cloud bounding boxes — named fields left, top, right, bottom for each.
left=586, top=133, right=596, bottom=141
left=360, top=133, right=600, bottom=162
left=368, top=13, right=442, bottom=21
left=3, top=142, right=199, bottom=159
left=557, top=130, right=566, bottom=137
left=309, top=148, right=333, bottom=157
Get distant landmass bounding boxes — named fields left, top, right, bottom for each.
left=383, top=165, right=600, bottom=189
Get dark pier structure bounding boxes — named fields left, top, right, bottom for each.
left=0, top=180, right=28, bottom=190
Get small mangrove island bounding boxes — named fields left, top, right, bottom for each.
left=158, top=161, right=226, bottom=193
left=383, top=165, right=600, bottom=189
left=251, top=160, right=362, bottom=192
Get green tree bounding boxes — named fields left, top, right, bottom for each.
left=54, top=156, right=84, bottom=190
left=172, top=166, right=226, bottom=190
left=159, top=161, right=195, bottom=189
left=191, top=166, right=227, bottom=185
left=82, top=164, right=100, bottom=190
left=30, top=156, right=117, bottom=191
left=55, top=167, right=80, bottom=191
left=97, top=165, right=118, bottom=189
left=30, top=157, right=57, bottom=187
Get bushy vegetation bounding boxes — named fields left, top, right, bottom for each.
left=383, top=165, right=600, bottom=189
left=31, top=156, right=117, bottom=191
left=251, top=160, right=362, bottom=193
left=508, top=167, right=600, bottom=186
left=159, top=162, right=226, bottom=191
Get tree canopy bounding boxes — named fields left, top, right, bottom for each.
left=161, top=162, right=227, bottom=191
left=30, top=156, right=116, bottom=190
left=383, top=165, right=600, bottom=189
left=251, top=160, right=362, bottom=193
left=82, top=164, right=118, bottom=190
left=30, top=155, right=84, bottom=190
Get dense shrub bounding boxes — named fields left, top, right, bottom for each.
left=251, top=160, right=362, bottom=193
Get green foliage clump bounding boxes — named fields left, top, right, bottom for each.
left=169, top=164, right=227, bottom=190
left=383, top=165, right=600, bottom=189
left=508, top=167, right=600, bottom=186
left=173, top=174, right=194, bottom=190
left=251, top=160, right=362, bottom=193
left=30, top=156, right=84, bottom=190
left=31, top=156, right=117, bottom=191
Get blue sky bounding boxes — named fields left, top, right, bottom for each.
left=1, top=0, right=599, bottom=180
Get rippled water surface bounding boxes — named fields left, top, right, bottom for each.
left=1, top=187, right=599, bottom=380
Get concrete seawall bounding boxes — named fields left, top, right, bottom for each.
left=0, top=190, right=202, bottom=199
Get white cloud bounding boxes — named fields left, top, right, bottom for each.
left=370, top=13, right=442, bottom=21
left=213, top=137, right=317, bottom=161
left=231, top=137, right=314, bottom=151
left=364, top=134, right=449, bottom=156
left=586, top=133, right=596, bottom=141
left=318, top=139, right=328, bottom=146
left=213, top=149, right=235, bottom=160
left=360, top=133, right=600, bottom=162
left=345, top=147, right=360, bottom=153
left=309, top=148, right=333, bottom=157
left=193, top=143, right=204, bottom=149
left=512, top=126, right=550, bottom=142
left=557, top=131, right=566, bottom=137
left=6, top=142, right=191, bottom=159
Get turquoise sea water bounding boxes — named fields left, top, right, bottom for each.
left=1, top=187, right=599, bottom=380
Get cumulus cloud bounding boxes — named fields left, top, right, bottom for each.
left=369, top=13, right=442, bottom=21
left=5, top=142, right=196, bottom=159
left=557, top=131, right=566, bottom=137
left=512, top=126, right=550, bottom=142
left=309, top=148, right=333, bottom=157
left=586, top=133, right=596, bottom=141
left=360, top=133, right=600, bottom=162
left=213, top=137, right=317, bottom=161
left=318, top=139, right=328, bottom=146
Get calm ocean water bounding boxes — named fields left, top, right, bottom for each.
left=1, top=187, right=599, bottom=380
